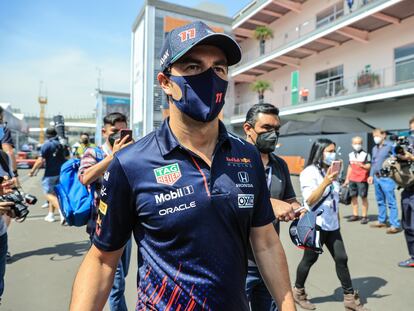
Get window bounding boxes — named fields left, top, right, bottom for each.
left=315, top=65, right=344, bottom=99
left=316, top=2, right=344, bottom=28
left=395, top=43, right=414, bottom=83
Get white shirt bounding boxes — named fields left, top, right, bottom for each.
left=300, top=164, right=340, bottom=231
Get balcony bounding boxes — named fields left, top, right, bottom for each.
left=231, top=0, right=412, bottom=82
left=230, top=59, right=414, bottom=123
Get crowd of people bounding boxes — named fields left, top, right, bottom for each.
left=0, top=21, right=413, bottom=311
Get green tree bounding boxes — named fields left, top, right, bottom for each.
left=250, top=80, right=272, bottom=103
left=254, top=26, right=274, bottom=55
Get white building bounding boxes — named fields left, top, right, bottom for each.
left=130, top=0, right=234, bottom=137
left=230, top=0, right=414, bottom=134
left=95, top=90, right=130, bottom=144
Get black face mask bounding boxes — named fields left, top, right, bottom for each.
left=253, top=130, right=279, bottom=154
left=81, top=138, right=89, bottom=144
left=108, top=132, right=120, bottom=147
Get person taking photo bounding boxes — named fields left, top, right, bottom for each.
left=293, top=139, right=368, bottom=311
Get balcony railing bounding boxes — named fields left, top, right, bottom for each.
left=234, top=0, right=379, bottom=70
left=232, top=59, right=414, bottom=118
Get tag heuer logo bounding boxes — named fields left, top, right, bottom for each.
left=154, top=163, right=182, bottom=185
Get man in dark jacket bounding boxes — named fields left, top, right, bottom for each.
left=399, top=116, right=414, bottom=267
left=243, top=103, right=300, bottom=311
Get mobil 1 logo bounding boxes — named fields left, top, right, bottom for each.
left=155, top=185, right=194, bottom=205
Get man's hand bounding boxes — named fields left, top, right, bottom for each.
left=270, top=199, right=295, bottom=222
left=290, top=201, right=307, bottom=218
left=0, top=177, right=14, bottom=196
left=367, top=176, right=374, bottom=185
left=343, top=179, right=349, bottom=186
left=70, top=245, right=124, bottom=311
left=112, top=135, right=134, bottom=154
left=398, top=151, right=414, bottom=162
left=11, top=177, right=20, bottom=188
left=250, top=224, right=296, bottom=311
left=0, top=202, right=15, bottom=217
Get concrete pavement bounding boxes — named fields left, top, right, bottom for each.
left=1, top=170, right=413, bottom=310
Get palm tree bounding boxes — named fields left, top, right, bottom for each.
left=250, top=80, right=272, bottom=103
left=254, top=26, right=274, bottom=55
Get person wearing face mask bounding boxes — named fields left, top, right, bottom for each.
left=343, top=137, right=371, bottom=224
left=72, top=132, right=95, bottom=159
left=0, top=107, right=18, bottom=184
left=78, top=112, right=133, bottom=311
left=398, top=116, right=414, bottom=267
left=367, top=129, right=401, bottom=234
left=70, top=21, right=296, bottom=311
left=243, top=103, right=300, bottom=311
left=0, top=105, right=19, bottom=261
left=293, top=139, right=368, bottom=311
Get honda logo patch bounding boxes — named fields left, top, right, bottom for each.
left=238, top=171, right=249, bottom=183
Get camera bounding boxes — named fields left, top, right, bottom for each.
left=381, top=156, right=414, bottom=188
left=0, top=189, right=37, bottom=221
left=389, top=134, right=413, bottom=157
left=53, top=115, right=70, bottom=157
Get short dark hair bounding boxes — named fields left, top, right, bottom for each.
left=409, top=116, right=414, bottom=126
left=80, top=132, right=89, bottom=137
left=373, top=128, right=386, bottom=135
left=103, top=112, right=127, bottom=126
left=45, top=127, right=57, bottom=139
left=245, top=103, right=279, bottom=127
left=0, top=106, right=3, bottom=115
left=306, top=138, right=336, bottom=167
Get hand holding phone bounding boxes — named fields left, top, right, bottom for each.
left=330, top=160, right=342, bottom=175
left=120, top=129, right=133, bottom=143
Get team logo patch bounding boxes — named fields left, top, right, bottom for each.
left=238, top=171, right=249, bottom=183
left=99, top=201, right=108, bottom=215
left=155, top=185, right=194, bottom=204
left=159, top=201, right=197, bottom=216
left=238, top=194, right=254, bottom=209
left=226, top=156, right=252, bottom=168
left=100, top=186, right=107, bottom=197
left=160, top=49, right=169, bottom=67
left=154, top=163, right=182, bottom=186
left=104, top=171, right=110, bottom=181
left=178, top=28, right=196, bottom=42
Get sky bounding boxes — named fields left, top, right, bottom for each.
left=0, top=0, right=249, bottom=117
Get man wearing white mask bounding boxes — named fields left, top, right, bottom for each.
left=344, top=136, right=371, bottom=224
left=367, top=129, right=401, bottom=233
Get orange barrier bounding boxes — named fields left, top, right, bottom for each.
left=279, top=156, right=305, bottom=175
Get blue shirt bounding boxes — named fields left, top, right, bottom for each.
left=40, top=137, right=67, bottom=177
left=93, top=119, right=275, bottom=311
left=0, top=127, right=14, bottom=149
left=370, top=141, right=393, bottom=176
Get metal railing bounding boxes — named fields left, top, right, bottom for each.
left=232, top=59, right=414, bottom=118
left=234, top=0, right=379, bottom=70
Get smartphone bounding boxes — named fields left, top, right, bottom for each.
left=120, top=129, right=133, bottom=143
left=330, top=160, right=342, bottom=175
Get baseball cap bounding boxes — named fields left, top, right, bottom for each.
left=289, top=210, right=324, bottom=254
left=159, top=21, right=242, bottom=72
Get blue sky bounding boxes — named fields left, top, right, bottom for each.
left=0, top=0, right=249, bottom=116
